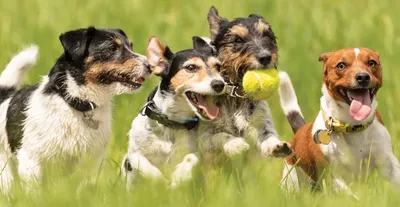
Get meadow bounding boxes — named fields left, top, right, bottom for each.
left=1, top=0, right=400, bottom=206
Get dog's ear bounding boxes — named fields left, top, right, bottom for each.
left=59, top=26, right=96, bottom=66
left=207, top=6, right=228, bottom=41
left=192, top=36, right=214, bottom=56
left=318, top=52, right=332, bottom=63
left=248, top=14, right=265, bottom=20
left=146, top=36, right=172, bottom=77
left=319, top=52, right=332, bottom=75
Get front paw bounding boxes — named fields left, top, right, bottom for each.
left=170, top=154, right=199, bottom=189
left=261, top=138, right=293, bottom=158
left=224, top=138, right=250, bottom=157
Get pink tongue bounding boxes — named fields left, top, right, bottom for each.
left=196, top=95, right=219, bottom=119
left=349, top=90, right=372, bottom=121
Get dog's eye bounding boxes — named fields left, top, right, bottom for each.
left=110, top=44, right=119, bottom=52
left=214, top=63, right=222, bottom=71
left=336, top=62, right=346, bottom=70
left=185, top=64, right=197, bottom=72
left=234, top=36, right=244, bottom=44
left=368, top=60, right=377, bottom=67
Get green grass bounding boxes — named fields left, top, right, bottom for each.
left=1, top=0, right=400, bottom=206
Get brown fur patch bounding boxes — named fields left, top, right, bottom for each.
left=321, top=48, right=382, bottom=102
left=207, top=57, right=221, bottom=72
left=287, top=123, right=327, bottom=182
left=85, top=59, right=138, bottom=84
left=170, top=58, right=209, bottom=91
left=255, top=19, right=269, bottom=34
left=146, top=37, right=168, bottom=76
left=229, top=25, right=249, bottom=37
left=375, top=111, right=384, bottom=125
left=114, top=38, right=122, bottom=45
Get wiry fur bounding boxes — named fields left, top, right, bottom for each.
left=0, top=27, right=150, bottom=194
left=197, top=7, right=292, bottom=169
left=122, top=36, right=225, bottom=189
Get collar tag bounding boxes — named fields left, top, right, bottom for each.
left=313, top=130, right=331, bottom=145
left=82, top=103, right=99, bottom=129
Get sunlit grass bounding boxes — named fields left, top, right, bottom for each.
left=1, top=0, right=400, bottom=206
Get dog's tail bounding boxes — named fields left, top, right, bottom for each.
left=278, top=71, right=306, bottom=133
left=0, top=45, right=38, bottom=99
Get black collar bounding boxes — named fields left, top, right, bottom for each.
left=47, top=75, right=97, bottom=112
left=140, top=88, right=199, bottom=130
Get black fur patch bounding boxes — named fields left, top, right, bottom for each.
left=0, top=87, right=16, bottom=104
left=6, top=85, right=38, bottom=153
left=286, top=111, right=306, bottom=133
left=124, top=158, right=133, bottom=172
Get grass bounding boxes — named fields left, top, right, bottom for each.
left=1, top=0, right=400, bottom=206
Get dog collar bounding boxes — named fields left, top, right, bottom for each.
left=321, top=108, right=374, bottom=133
left=48, top=79, right=99, bottom=129
left=225, top=84, right=247, bottom=99
left=140, top=90, right=199, bottom=130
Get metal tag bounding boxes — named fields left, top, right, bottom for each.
left=313, top=130, right=331, bottom=145
left=83, top=111, right=99, bottom=129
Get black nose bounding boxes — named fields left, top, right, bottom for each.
left=211, top=80, right=225, bottom=93
left=356, top=72, right=371, bottom=86
left=257, top=53, right=272, bottom=66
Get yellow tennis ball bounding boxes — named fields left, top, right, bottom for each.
left=242, top=69, right=280, bottom=100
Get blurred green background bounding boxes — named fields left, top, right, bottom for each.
left=1, top=0, right=400, bottom=206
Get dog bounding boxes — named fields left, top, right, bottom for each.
left=121, top=36, right=225, bottom=189
left=0, top=27, right=150, bottom=193
left=195, top=6, right=292, bottom=169
left=279, top=48, right=400, bottom=197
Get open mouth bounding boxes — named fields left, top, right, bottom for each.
left=336, top=87, right=377, bottom=121
left=185, top=91, right=220, bottom=120
left=99, top=72, right=145, bottom=89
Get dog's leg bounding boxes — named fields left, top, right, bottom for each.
left=123, top=152, right=167, bottom=185
left=375, top=152, right=400, bottom=185
left=332, top=176, right=359, bottom=200
left=170, top=131, right=200, bottom=188
left=201, top=132, right=249, bottom=157
left=17, top=150, right=41, bottom=192
left=258, top=105, right=292, bottom=158
left=0, top=152, right=14, bottom=195
left=280, top=160, right=299, bottom=194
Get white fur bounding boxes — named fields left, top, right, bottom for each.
left=278, top=71, right=303, bottom=117
left=282, top=84, right=400, bottom=197
left=122, top=67, right=225, bottom=188
left=0, top=45, right=149, bottom=193
left=0, top=45, right=38, bottom=88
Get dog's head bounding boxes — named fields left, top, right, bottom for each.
left=146, top=36, right=225, bottom=120
left=52, top=26, right=150, bottom=96
left=320, top=48, right=382, bottom=121
left=207, top=6, right=278, bottom=84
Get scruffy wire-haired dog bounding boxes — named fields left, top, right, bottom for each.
left=122, top=36, right=226, bottom=189
left=0, top=27, right=150, bottom=193
left=197, top=7, right=293, bottom=166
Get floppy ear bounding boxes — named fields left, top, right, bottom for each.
left=192, top=36, right=214, bottom=56
left=207, top=6, right=228, bottom=41
left=318, top=52, right=332, bottom=63
left=319, top=52, right=332, bottom=75
left=59, top=26, right=96, bottom=66
left=146, top=36, right=173, bottom=77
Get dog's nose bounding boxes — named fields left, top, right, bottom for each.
left=356, top=72, right=371, bottom=86
left=257, top=53, right=272, bottom=66
left=211, top=80, right=225, bottom=93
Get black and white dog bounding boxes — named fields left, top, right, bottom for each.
left=0, top=27, right=150, bottom=193
left=122, top=36, right=225, bottom=188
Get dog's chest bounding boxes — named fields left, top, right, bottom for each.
left=215, top=97, right=267, bottom=135
left=321, top=121, right=388, bottom=175
left=21, top=93, right=111, bottom=162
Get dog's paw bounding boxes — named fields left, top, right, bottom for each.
left=261, top=138, right=293, bottom=158
left=170, top=154, right=199, bottom=189
left=223, top=138, right=250, bottom=157
left=159, top=141, right=174, bottom=155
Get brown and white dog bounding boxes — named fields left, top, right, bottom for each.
left=280, top=48, right=400, bottom=197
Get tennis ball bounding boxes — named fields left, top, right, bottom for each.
left=242, top=69, right=280, bottom=100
